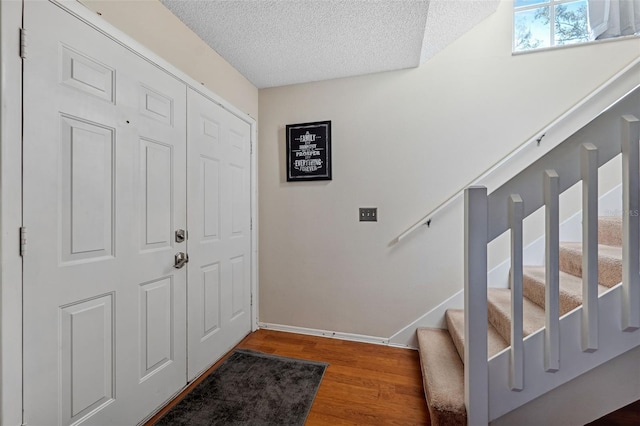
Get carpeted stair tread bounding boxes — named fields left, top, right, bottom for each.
left=598, top=216, right=622, bottom=247
left=523, top=266, right=610, bottom=316
left=488, top=288, right=547, bottom=343
left=559, top=242, right=622, bottom=287
left=445, top=309, right=509, bottom=361
left=417, top=328, right=466, bottom=426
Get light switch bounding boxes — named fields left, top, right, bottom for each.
left=359, top=208, right=377, bottom=222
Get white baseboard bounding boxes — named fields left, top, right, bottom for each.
left=257, top=322, right=391, bottom=346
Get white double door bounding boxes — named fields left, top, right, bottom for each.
left=22, top=2, right=252, bottom=425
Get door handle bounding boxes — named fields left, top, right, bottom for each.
left=174, top=252, right=189, bottom=269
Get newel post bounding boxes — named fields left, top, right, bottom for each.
left=464, top=186, right=489, bottom=425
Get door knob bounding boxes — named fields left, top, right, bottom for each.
left=174, top=252, right=189, bottom=269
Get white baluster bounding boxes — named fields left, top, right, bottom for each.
left=544, top=170, right=560, bottom=371
left=622, top=115, right=640, bottom=331
left=509, top=194, right=524, bottom=391
left=581, top=143, right=598, bottom=352
left=464, top=186, right=488, bottom=425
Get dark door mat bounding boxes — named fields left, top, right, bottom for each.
left=154, top=349, right=328, bottom=425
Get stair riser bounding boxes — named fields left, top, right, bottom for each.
left=559, top=247, right=622, bottom=287
left=598, top=217, right=622, bottom=246
left=488, top=304, right=511, bottom=345
left=445, top=311, right=465, bottom=362
left=523, top=274, right=582, bottom=316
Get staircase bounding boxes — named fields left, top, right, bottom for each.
left=417, top=216, right=622, bottom=425
left=414, top=88, right=640, bottom=425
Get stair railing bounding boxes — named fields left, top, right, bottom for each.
left=464, top=103, right=640, bottom=423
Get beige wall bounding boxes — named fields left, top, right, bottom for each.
left=78, top=0, right=640, bottom=338
left=79, top=0, right=258, bottom=119
left=258, top=0, right=640, bottom=337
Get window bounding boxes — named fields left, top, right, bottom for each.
left=514, top=0, right=640, bottom=52
left=514, top=0, right=590, bottom=52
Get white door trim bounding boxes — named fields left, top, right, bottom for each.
left=0, top=1, right=24, bottom=424
left=2, top=1, right=258, bottom=423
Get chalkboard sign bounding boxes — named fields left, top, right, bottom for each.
left=286, top=121, right=332, bottom=181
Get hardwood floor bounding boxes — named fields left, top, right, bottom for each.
left=144, top=329, right=640, bottom=425
left=587, top=399, right=640, bottom=426
left=145, top=329, right=430, bottom=425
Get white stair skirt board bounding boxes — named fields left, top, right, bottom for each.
left=389, top=290, right=464, bottom=348
left=258, top=322, right=391, bottom=346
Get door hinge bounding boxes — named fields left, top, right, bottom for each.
left=19, top=28, right=27, bottom=59
left=250, top=218, right=253, bottom=231
left=20, top=227, right=27, bottom=257
left=250, top=293, right=253, bottom=307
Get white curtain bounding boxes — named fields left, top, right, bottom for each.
left=588, top=0, right=640, bottom=39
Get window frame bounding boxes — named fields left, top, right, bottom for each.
left=512, top=0, right=591, bottom=52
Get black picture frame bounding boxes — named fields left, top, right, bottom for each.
left=286, top=120, right=332, bottom=181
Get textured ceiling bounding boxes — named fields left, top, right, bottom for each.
left=159, top=0, right=499, bottom=89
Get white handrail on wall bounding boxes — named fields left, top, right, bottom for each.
left=392, top=57, right=640, bottom=245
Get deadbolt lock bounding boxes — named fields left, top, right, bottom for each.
left=175, top=229, right=187, bottom=243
